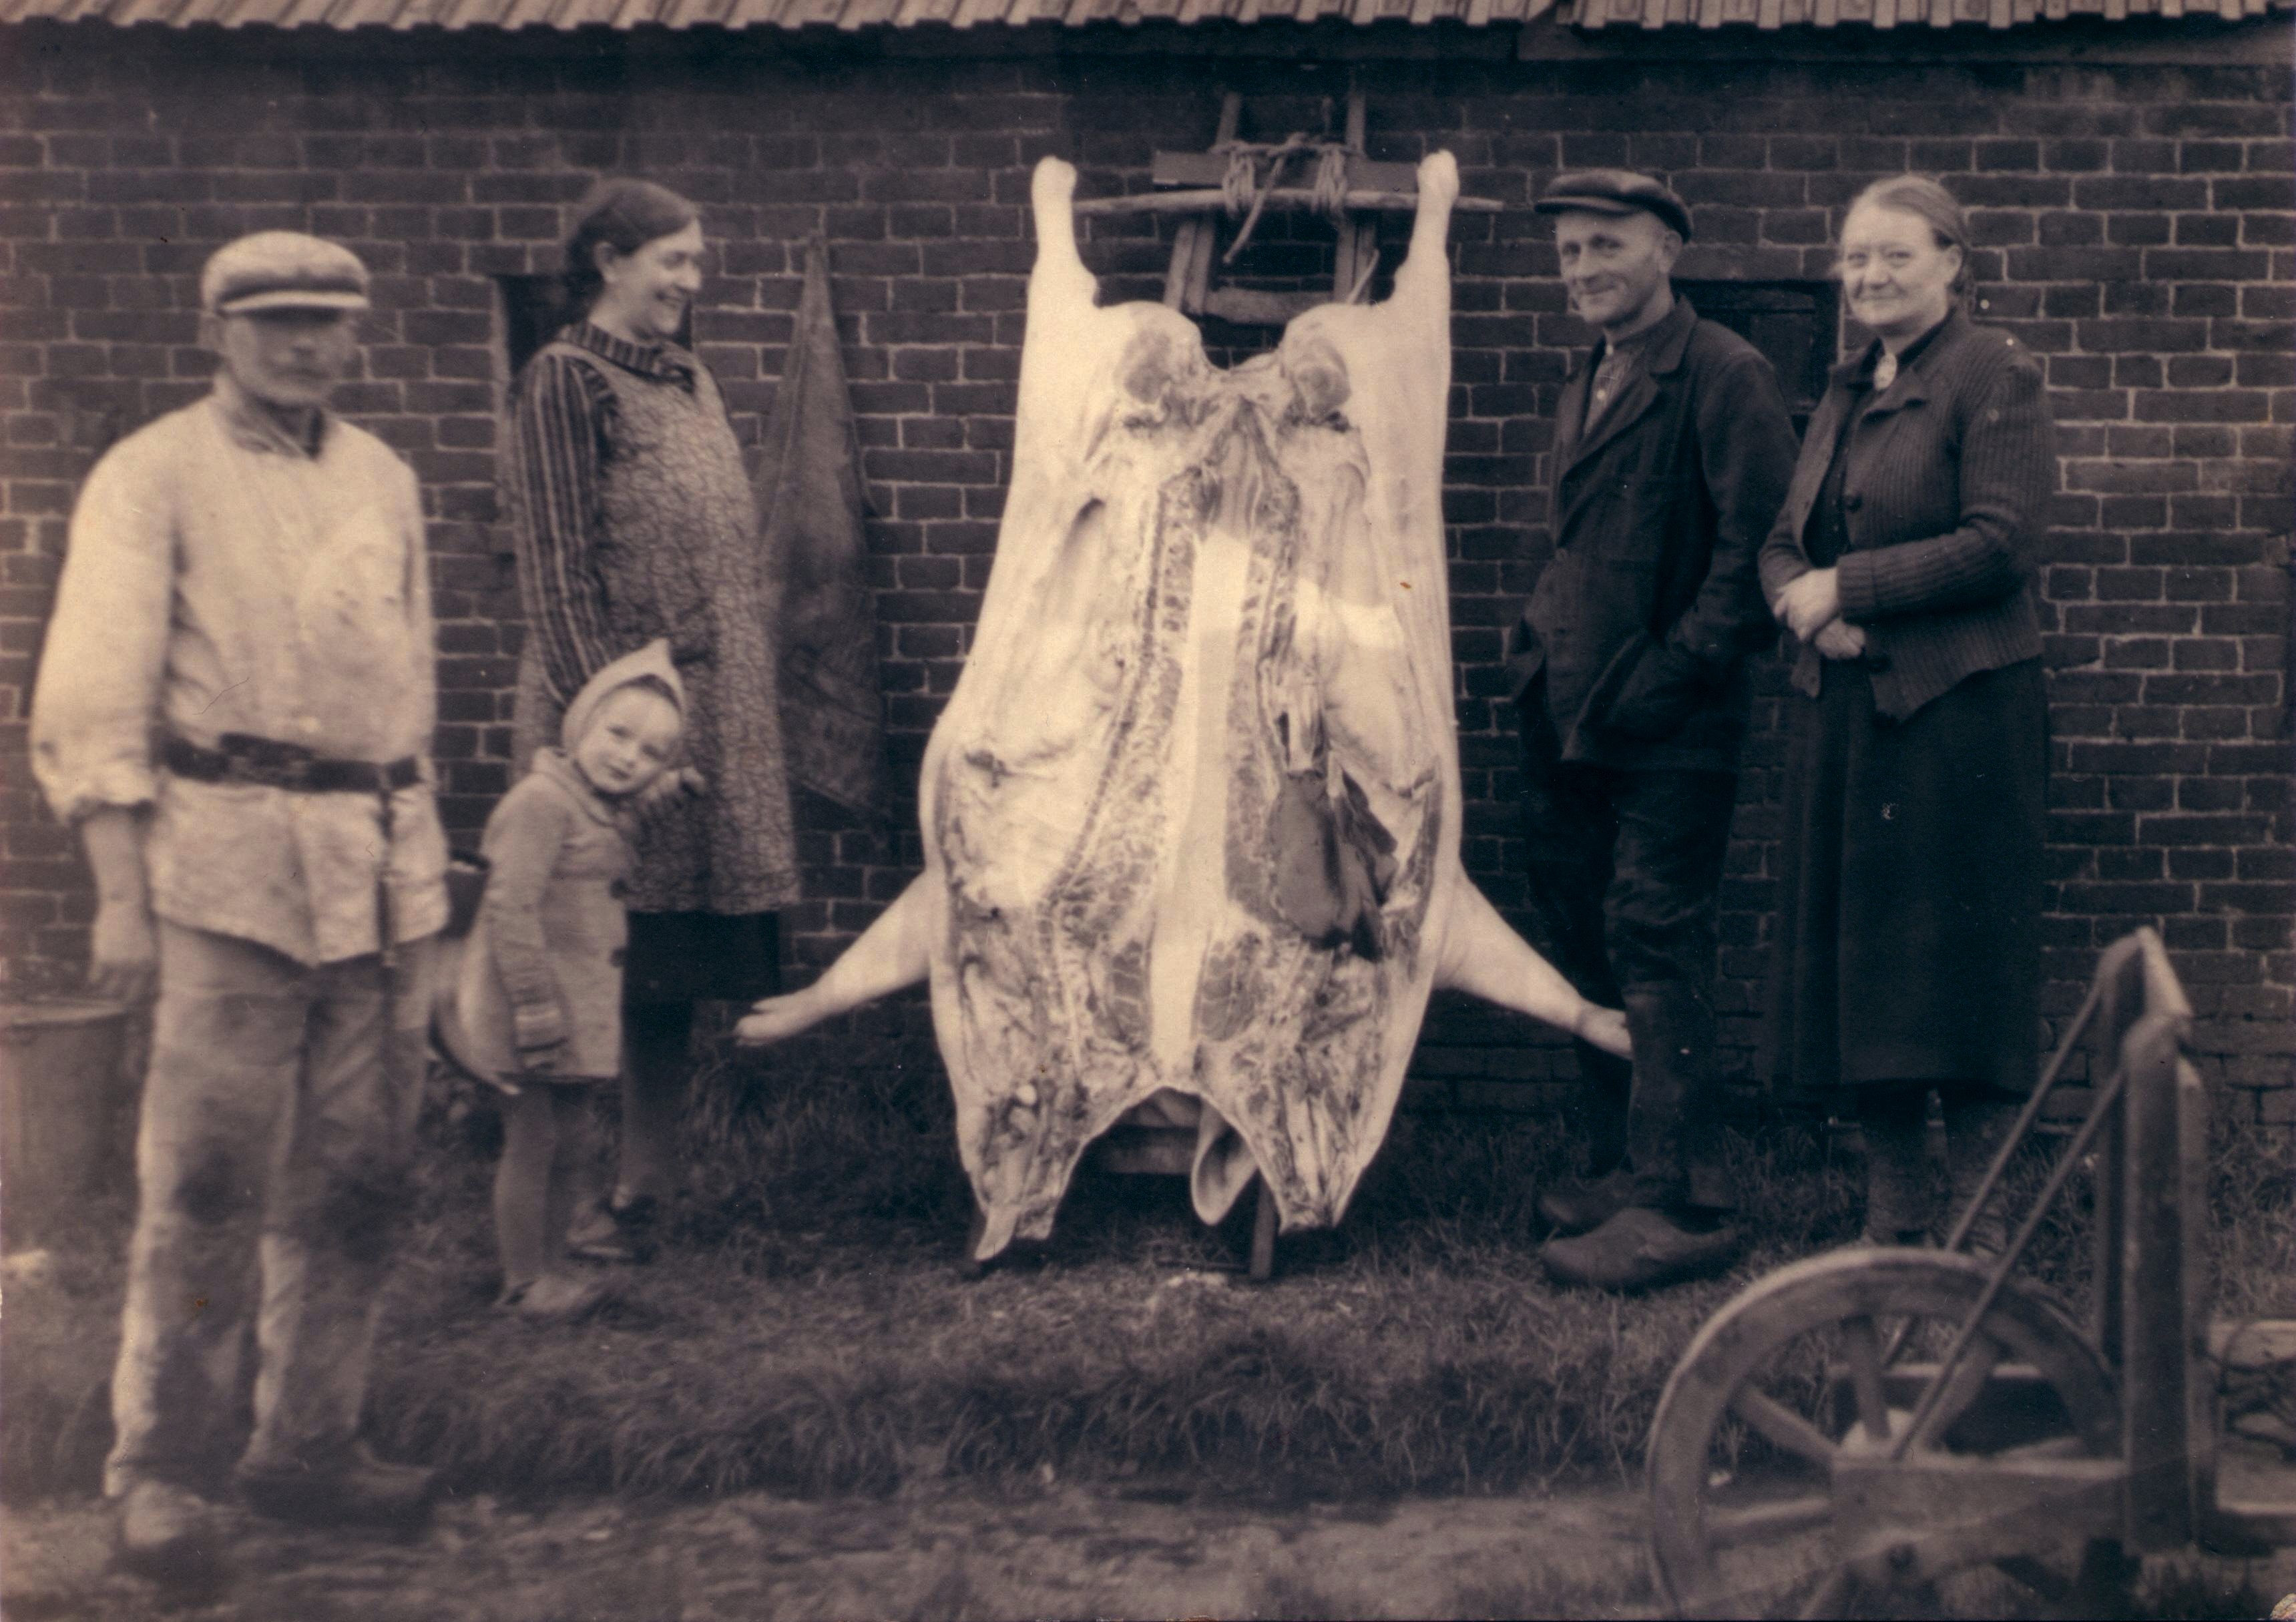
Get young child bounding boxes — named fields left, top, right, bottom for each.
left=453, top=641, right=688, bottom=1320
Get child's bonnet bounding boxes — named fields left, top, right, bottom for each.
left=559, top=639, right=686, bottom=760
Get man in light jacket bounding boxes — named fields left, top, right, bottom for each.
left=31, top=232, right=449, bottom=1579
left=1506, top=171, right=1798, bottom=1291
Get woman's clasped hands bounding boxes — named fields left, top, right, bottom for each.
left=1813, top=619, right=1867, bottom=660
left=1775, top=566, right=1868, bottom=661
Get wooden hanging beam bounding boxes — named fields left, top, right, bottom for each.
left=1076, top=187, right=1500, bottom=219
left=1150, top=149, right=1421, bottom=193
left=1127, top=87, right=1498, bottom=323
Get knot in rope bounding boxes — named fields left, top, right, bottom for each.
left=1214, top=133, right=1353, bottom=267
left=1218, top=142, right=1262, bottom=221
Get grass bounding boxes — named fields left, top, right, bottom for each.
left=2209, top=1103, right=2296, bottom=1326
left=5, top=1016, right=2290, bottom=1519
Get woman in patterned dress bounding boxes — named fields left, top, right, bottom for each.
left=503, top=178, right=799, bottom=1258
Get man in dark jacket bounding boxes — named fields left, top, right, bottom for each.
left=1506, top=170, right=1798, bottom=1290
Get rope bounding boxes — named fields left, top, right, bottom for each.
left=1219, top=144, right=1260, bottom=220
left=1212, top=133, right=1355, bottom=266
left=1311, top=145, right=1351, bottom=226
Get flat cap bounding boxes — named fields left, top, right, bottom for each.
left=201, top=231, right=371, bottom=317
left=1534, top=170, right=1693, bottom=244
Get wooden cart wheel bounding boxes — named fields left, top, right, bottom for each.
left=1648, top=1248, right=2120, bottom=1619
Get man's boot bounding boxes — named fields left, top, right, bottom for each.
left=1574, top=1039, right=1632, bottom=1177
left=1536, top=1165, right=1634, bottom=1236
left=237, top=1442, right=438, bottom=1536
left=1536, top=1042, right=1635, bottom=1234
left=115, top=1477, right=222, bottom=1584
left=1613, top=982, right=1735, bottom=1213
left=1541, top=985, right=1743, bottom=1291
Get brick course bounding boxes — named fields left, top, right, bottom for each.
left=1, top=22, right=2288, bottom=1125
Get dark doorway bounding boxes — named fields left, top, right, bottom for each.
left=1678, top=280, right=1838, bottom=434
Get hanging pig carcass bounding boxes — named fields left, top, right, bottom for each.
left=738, top=152, right=1628, bottom=1261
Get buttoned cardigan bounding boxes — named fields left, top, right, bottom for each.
left=1759, top=308, right=2054, bottom=722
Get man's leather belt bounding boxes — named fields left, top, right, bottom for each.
left=163, top=732, right=420, bottom=794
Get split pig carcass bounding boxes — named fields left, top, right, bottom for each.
left=738, top=152, right=1628, bottom=1262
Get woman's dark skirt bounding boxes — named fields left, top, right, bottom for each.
left=1765, top=656, right=2047, bottom=1098
left=624, top=911, right=782, bottom=1007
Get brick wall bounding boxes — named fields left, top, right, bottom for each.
left=2, top=21, right=2288, bottom=1123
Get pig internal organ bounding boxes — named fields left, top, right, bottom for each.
left=783, top=154, right=1599, bottom=1261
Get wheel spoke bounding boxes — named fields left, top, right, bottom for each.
left=1731, top=1386, right=1839, bottom=1471
left=1649, top=1251, right=2120, bottom=1622
left=1841, top=1314, right=1893, bottom=1444
left=1913, top=1330, right=2006, bottom=1450
left=1708, top=1494, right=1833, bottom=1548
left=1995, top=1434, right=2089, bottom=1463
left=1795, top=1565, right=1857, bottom=1621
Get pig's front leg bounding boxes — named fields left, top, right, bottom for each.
left=734, top=874, right=937, bottom=1046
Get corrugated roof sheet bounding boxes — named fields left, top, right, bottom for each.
left=1570, top=0, right=2279, bottom=24
left=0, top=0, right=1557, bottom=25
left=0, top=0, right=2279, bottom=26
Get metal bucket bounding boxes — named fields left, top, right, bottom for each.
left=1, top=997, right=135, bottom=1248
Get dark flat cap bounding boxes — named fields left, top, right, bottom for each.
left=1534, top=170, right=1693, bottom=244
left=201, top=231, right=371, bottom=317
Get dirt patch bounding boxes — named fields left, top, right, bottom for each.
left=1, top=1480, right=1657, bottom=1621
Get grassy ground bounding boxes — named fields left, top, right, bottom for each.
left=6, top=1019, right=2290, bottom=1516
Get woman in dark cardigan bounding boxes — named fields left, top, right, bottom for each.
left=1760, top=175, right=2055, bottom=1252
left=503, top=180, right=800, bottom=1258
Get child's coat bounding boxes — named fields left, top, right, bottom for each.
left=455, top=641, right=682, bottom=1081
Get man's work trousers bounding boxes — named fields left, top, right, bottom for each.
left=1516, top=694, right=1738, bottom=1210
left=105, top=922, right=437, bottom=1497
